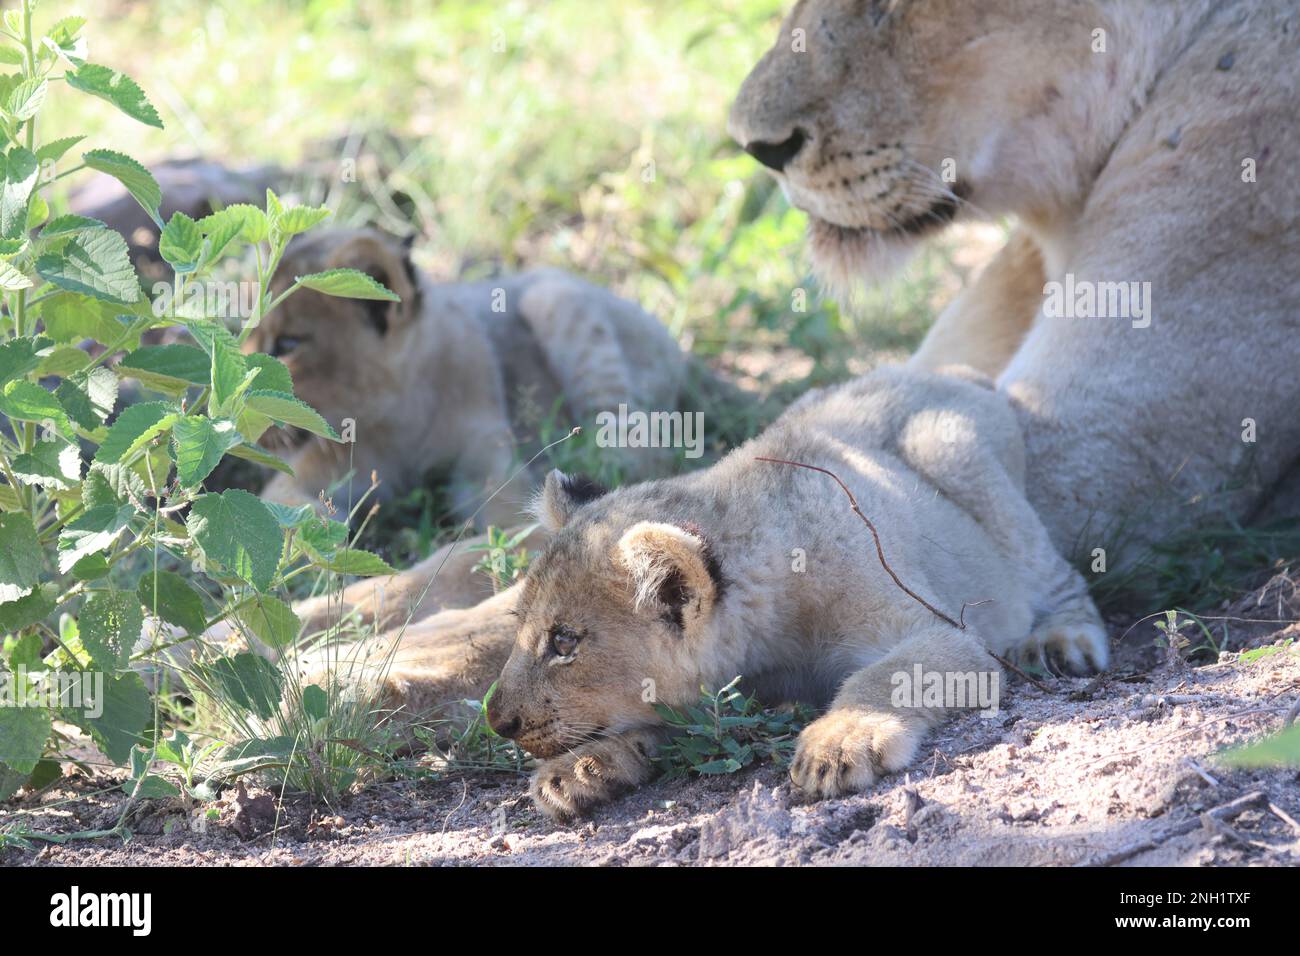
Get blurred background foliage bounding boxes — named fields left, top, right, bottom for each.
left=39, top=0, right=1012, bottom=569
left=53, top=0, right=996, bottom=391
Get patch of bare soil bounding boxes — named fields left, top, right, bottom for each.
left=5, top=585, right=1298, bottom=867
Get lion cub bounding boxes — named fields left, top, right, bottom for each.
left=244, top=228, right=686, bottom=527
left=485, top=366, right=1107, bottom=820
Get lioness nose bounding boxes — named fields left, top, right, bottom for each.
left=743, top=128, right=806, bottom=172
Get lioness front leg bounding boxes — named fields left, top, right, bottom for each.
left=530, top=727, right=666, bottom=823
left=792, top=625, right=996, bottom=799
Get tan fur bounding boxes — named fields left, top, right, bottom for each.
left=245, top=228, right=686, bottom=528
left=729, top=0, right=1300, bottom=563
left=484, top=367, right=1107, bottom=819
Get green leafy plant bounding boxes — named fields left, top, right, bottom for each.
left=1151, top=608, right=1219, bottom=665
left=0, top=0, right=400, bottom=819
left=653, top=676, right=810, bottom=779
left=1218, top=723, right=1300, bottom=770
left=468, top=523, right=537, bottom=593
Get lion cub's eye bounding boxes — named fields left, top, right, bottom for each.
left=549, top=625, right=580, bottom=658
left=271, top=335, right=305, bottom=357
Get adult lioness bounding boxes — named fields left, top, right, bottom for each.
left=482, top=367, right=1106, bottom=819
left=245, top=228, right=687, bottom=528
left=729, top=0, right=1300, bottom=563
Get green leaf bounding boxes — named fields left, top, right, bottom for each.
left=82, top=462, right=146, bottom=510
left=0, top=380, right=74, bottom=439
left=12, top=439, right=81, bottom=490
left=245, top=390, right=339, bottom=440
left=117, top=344, right=210, bottom=394
left=301, top=684, right=328, bottom=721
left=186, top=489, right=283, bottom=592
left=0, top=146, right=38, bottom=240
left=62, top=671, right=153, bottom=765
left=95, top=401, right=174, bottom=464
left=0, top=704, right=50, bottom=775
left=56, top=503, right=133, bottom=574
left=6, top=78, right=47, bottom=121
left=40, top=292, right=141, bottom=348
left=37, top=345, right=91, bottom=378
left=0, top=338, right=40, bottom=386
left=25, top=192, right=48, bottom=231
left=66, top=64, right=164, bottom=130
left=70, top=552, right=111, bottom=581
left=225, top=440, right=295, bottom=476
left=272, top=203, right=331, bottom=237
left=208, top=736, right=294, bottom=779
left=196, top=652, right=283, bottom=720
left=41, top=213, right=106, bottom=238
left=79, top=589, right=144, bottom=670
left=217, top=203, right=268, bottom=245
left=0, top=259, right=32, bottom=290
left=185, top=318, right=247, bottom=413
left=0, top=512, right=41, bottom=602
left=243, top=353, right=293, bottom=393
left=0, top=584, right=55, bottom=632
left=1218, top=724, right=1300, bottom=769
left=35, top=226, right=141, bottom=304
left=124, top=746, right=181, bottom=798
left=172, top=415, right=241, bottom=486
left=317, top=549, right=396, bottom=577
left=300, top=517, right=349, bottom=558
left=55, top=367, right=118, bottom=429
left=265, top=502, right=315, bottom=528
left=195, top=207, right=246, bottom=266
left=296, top=268, right=400, bottom=302
left=34, top=135, right=85, bottom=164
left=137, top=570, right=208, bottom=636
left=81, top=149, right=163, bottom=227
left=237, top=594, right=301, bottom=649
left=159, top=211, right=204, bottom=272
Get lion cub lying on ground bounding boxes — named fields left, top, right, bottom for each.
left=245, top=228, right=686, bottom=527
left=484, top=366, right=1107, bottom=820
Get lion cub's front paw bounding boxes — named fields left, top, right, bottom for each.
left=529, top=735, right=653, bottom=823
left=790, top=710, right=924, bottom=800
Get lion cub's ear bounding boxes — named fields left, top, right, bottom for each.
left=533, top=469, right=609, bottom=532
left=324, top=230, right=419, bottom=335
left=617, top=521, right=723, bottom=631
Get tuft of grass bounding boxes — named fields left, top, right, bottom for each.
left=1089, top=518, right=1300, bottom=615
left=653, top=676, right=811, bottom=779
left=468, top=524, right=538, bottom=593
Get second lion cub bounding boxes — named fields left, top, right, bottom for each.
left=485, top=366, right=1107, bottom=820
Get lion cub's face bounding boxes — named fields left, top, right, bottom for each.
left=729, top=0, right=1097, bottom=281
left=485, top=472, right=726, bottom=758
left=242, top=228, right=419, bottom=453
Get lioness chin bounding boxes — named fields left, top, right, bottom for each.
left=486, top=367, right=1106, bottom=821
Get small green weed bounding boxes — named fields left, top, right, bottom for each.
left=468, top=524, right=538, bottom=593
left=653, top=676, right=811, bottom=779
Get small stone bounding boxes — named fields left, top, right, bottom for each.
left=1216, top=51, right=1235, bottom=71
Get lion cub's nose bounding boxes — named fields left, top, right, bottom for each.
left=486, top=698, right=522, bottom=738
left=742, top=128, right=806, bottom=172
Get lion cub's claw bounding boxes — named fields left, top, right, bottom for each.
left=529, top=734, right=656, bottom=823
left=790, top=710, right=923, bottom=800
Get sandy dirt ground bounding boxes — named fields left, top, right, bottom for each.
left=4, top=578, right=1298, bottom=868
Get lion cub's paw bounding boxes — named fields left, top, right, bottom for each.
left=1023, top=617, right=1109, bottom=677
left=790, top=710, right=924, bottom=800
left=530, top=736, right=652, bottom=823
